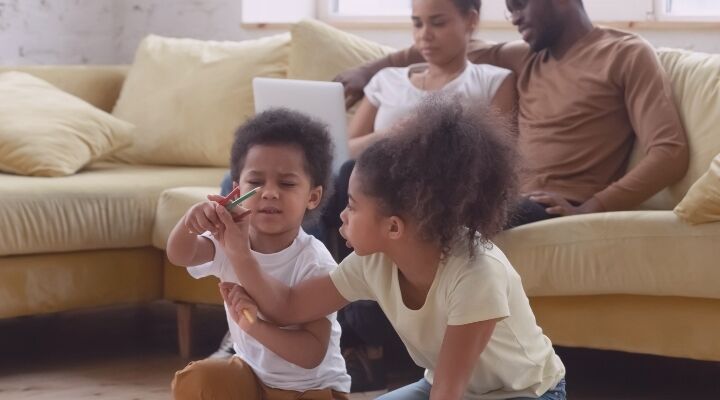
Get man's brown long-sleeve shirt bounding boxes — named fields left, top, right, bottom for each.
left=389, top=27, right=689, bottom=211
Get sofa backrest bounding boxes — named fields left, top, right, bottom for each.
left=0, top=65, right=128, bottom=113
left=631, top=48, right=720, bottom=210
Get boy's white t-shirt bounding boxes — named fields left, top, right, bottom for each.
left=364, top=61, right=512, bottom=132
left=188, top=229, right=350, bottom=393
left=330, top=242, right=565, bottom=399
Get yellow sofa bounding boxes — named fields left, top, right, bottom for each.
left=2, top=25, right=718, bottom=363
left=152, top=47, right=720, bottom=362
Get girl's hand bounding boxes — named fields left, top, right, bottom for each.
left=183, top=201, right=223, bottom=236
left=213, top=203, right=252, bottom=256
left=220, top=282, right=258, bottom=332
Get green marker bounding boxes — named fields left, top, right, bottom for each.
left=225, top=187, right=260, bottom=210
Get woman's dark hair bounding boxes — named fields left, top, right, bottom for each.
left=230, top=108, right=334, bottom=215
left=355, top=95, right=517, bottom=256
left=452, top=0, right=481, bottom=15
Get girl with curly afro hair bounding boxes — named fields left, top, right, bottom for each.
left=221, top=97, right=566, bottom=400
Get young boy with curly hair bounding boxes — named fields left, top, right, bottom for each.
left=167, top=108, right=350, bottom=400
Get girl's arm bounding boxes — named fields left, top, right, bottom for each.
left=245, top=317, right=332, bottom=369
left=347, top=97, right=380, bottom=158
left=430, top=319, right=499, bottom=400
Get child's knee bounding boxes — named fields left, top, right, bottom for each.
left=171, top=358, right=260, bottom=400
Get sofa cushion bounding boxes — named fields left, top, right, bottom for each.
left=0, top=163, right=225, bottom=257
left=632, top=48, right=720, bottom=210
left=288, top=19, right=395, bottom=82
left=111, top=33, right=290, bottom=167
left=495, top=211, right=720, bottom=299
left=0, top=66, right=128, bottom=113
left=0, top=72, right=134, bottom=177
left=674, top=152, right=720, bottom=224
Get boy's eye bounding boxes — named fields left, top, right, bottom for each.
left=246, top=180, right=263, bottom=186
left=280, top=182, right=297, bottom=187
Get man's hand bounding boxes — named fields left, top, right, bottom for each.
left=333, top=65, right=373, bottom=109
left=527, top=191, right=604, bottom=216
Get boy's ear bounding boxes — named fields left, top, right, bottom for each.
left=306, top=186, right=323, bottom=210
left=387, top=216, right=405, bottom=241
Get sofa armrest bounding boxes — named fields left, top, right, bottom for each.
left=152, top=187, right=217, bottom=250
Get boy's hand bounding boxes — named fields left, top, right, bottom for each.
left=213, top=203, right=251, bottom=256
left=183, top=200, right=223, bottom=236
left=220, top=282, right=258, bottom=332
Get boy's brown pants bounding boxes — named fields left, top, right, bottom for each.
left=171, top=357, right=349, bottom=400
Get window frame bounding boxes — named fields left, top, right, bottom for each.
left=654, top=0, right=720, bottom=22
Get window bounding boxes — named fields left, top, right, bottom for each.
left=320, top=0, right=657, bottom=25
left=658, top=0, right=720, bottom=20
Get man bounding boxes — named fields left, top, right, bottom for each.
left=337, top=0, right=689, bottom=225
left=331, top=0, right=689, bottom=390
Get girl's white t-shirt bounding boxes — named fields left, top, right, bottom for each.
left=187, top=229, right=350, bottom=393
left=364, top=61, right=512, bottom=132
left=330, top=242, right=565, bottom=399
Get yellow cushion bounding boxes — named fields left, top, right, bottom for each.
left=675, top=153, right=720, bottom=224
left=0, top=163, right=226, bottom=257
left=633, top=48, right=720, bottom=210
left=288, top=19, right=395, bottom=81
left=0, top=72, right=134, bottom=177
left=0, top=65, right=128, bottom=112
left=495, top=211, right=720, bottom=299
left=152, top=186, right=217, bottom=249
left=111, top=34, right=291, bottom=167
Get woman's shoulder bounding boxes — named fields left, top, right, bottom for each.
left=467, top=63, right=513, bottom=81
left=372, top=65, right=414, bottom=85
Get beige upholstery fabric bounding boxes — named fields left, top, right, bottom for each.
left=0, top=65, right=127, bottom=113
left=0, top=163, right=225, bottom=256
left=495, top=211, right=720, bottom=299
left=0, top=72, right=134, bottom=177
left=152, top=186, right=217, bottom=250
left=111, top=34, right=291, bottom=167
left=675, top=153, right=720, bottom=224
left=632, top=48, right=720, bottom=210
left=288, top=19, right=395, bottom=82
left=0, top=248, right=163, bottom=319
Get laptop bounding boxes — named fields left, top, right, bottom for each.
left=252, top=77, right=349, bottom=172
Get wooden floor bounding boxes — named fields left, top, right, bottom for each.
left=1, top=302, right=718, bottom=399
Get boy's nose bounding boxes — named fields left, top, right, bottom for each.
left=260, top=186, right=279, bottom=199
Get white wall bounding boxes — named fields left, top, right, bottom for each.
left=0, top=0, right=718, bottom=66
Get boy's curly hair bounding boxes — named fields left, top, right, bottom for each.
left=355, top=95, right=518, bottom=256
left=230, top=108, right=334, bottom=216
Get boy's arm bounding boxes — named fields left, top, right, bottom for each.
left=166, top=213, right=215, bottom=267
left=244, top=317, right=332, bottom=369
left=430, top=319, right=499, bottom=400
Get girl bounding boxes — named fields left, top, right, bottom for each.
left=217, top=98, right=566, bottom=400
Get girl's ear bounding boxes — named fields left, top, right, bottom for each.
left=306, top=186, right=324, bottom=210
left=387, top=216, right=405, bottom=241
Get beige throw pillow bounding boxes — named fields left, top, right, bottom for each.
left=675, top=153, right=720, bottom=224
left=111, top=34, right=291, bottom=167
left=288, top=19, right=396, bottom=81
left=0, top=71, right=134, bottom=177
